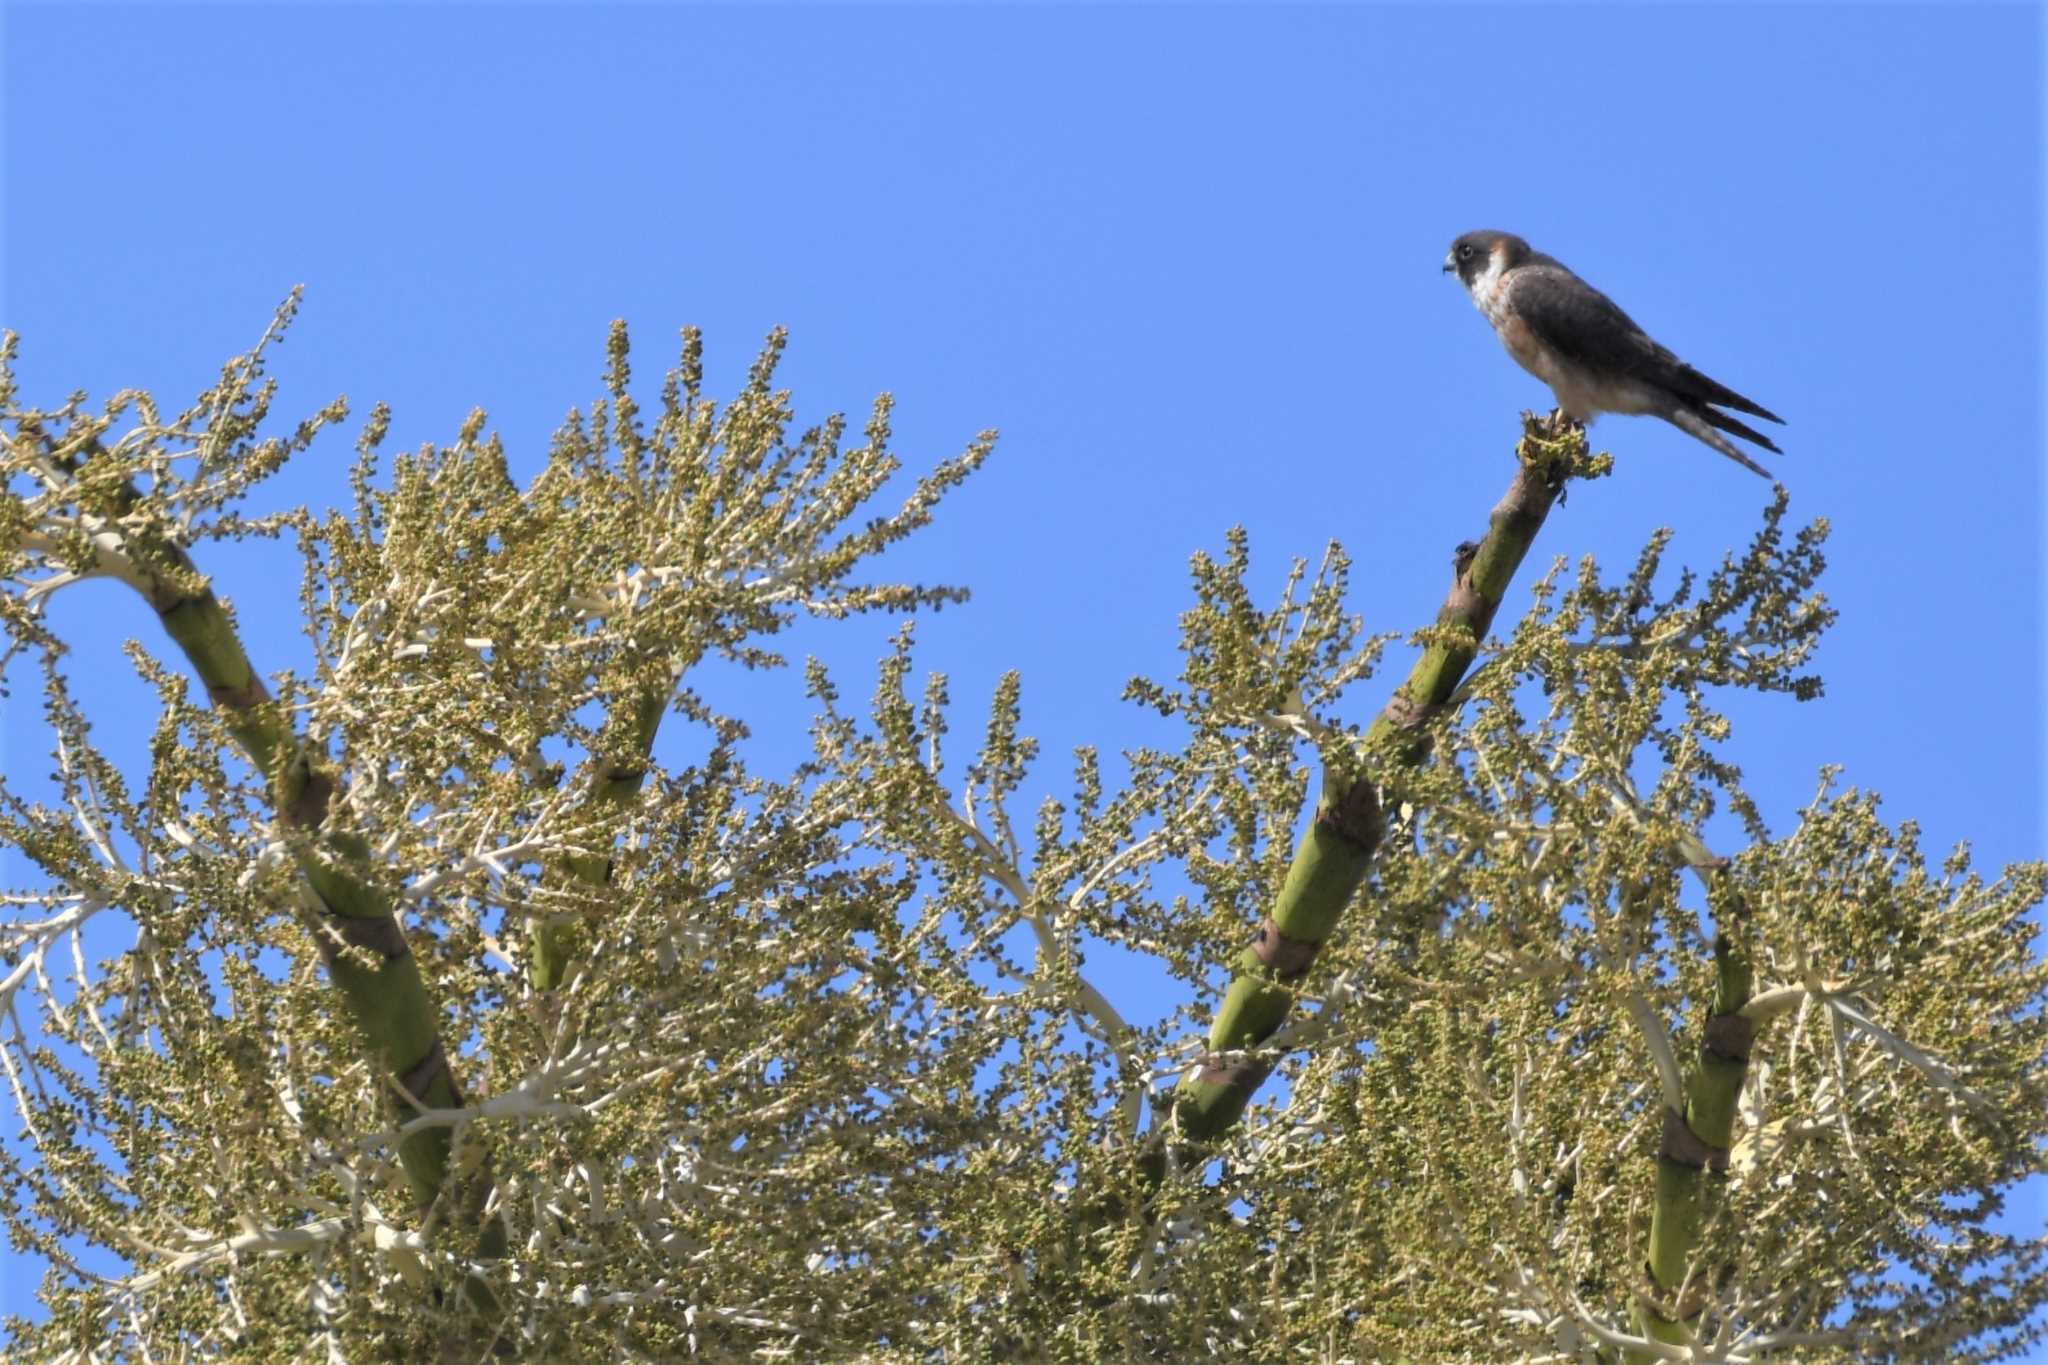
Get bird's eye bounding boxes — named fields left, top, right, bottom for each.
left=1457, top=244, right=1473, bottom=260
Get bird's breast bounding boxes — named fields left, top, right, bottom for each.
left=1473, top=272, right=1540, bottom=365
left=1494, top=312, right=1550, bottom=379
left=1468, top=264, right=1611, bottom=420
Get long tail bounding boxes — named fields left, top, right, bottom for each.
left=1671, top=364, right=1785, bottom=425
left=1665, top=405, right=1777, bottom=480
left=1695, top=404, right=1782, bottom=454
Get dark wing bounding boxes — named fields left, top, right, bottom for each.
left=1505, top=260, right=1672, bottom=376
left=1507, top=260, right=1784, bottom=425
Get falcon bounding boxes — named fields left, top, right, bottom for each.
left=1444, top=230, right=1785, bottom=479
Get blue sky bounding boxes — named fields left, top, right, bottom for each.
left=4, top=0, right=2042, bottom=1331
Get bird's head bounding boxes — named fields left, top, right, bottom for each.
left=1443, top=230, right=1531, bottom=291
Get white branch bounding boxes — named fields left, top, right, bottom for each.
left=1621, top=990, right=1686, bottom=1114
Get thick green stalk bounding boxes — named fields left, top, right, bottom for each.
left=529, top=686, right=667, bottom=990
left=150, top=576, right=483, bottom=1210
left=1173, top=416, right=1583, bottom=1140
left=54, top=441, right=509, bottom=1295
left=1632, top=877, right=1756, bottom=1357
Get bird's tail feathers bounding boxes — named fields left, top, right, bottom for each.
left=1674, top=365, right=1784, bottom=425
left=1696, top=405, right=1783, bottom=454
left=1666, top=406, right=1776, bottom=481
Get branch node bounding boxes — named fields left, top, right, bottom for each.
left=1659, top=1105, right=1729, bottom=1173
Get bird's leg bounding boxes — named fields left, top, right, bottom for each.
left=1516, top=410, right=1587, bottom=504
left=1542, top=410, right=1583, bottom=503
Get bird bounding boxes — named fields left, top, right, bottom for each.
left=1443, top=230, right=1784, bottom=480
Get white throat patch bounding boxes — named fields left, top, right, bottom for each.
left=1466, top=248, right=1510, bottom=322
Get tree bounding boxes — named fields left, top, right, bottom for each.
left=3, top=306, right=2042, bottom=1362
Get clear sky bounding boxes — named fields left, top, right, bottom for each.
left=4, top=1, right=2042, bottom=1332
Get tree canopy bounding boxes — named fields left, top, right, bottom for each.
left=3, top=306, right=2043, bottom=1361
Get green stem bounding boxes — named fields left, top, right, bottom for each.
left=148, top=556, right=478, bottom=1212
left=63, top=438, right=507, bottom=1295
left=1173, top=414, right=1585, bottom=1141
left=1631, top=875, right=1756, bottom=1357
